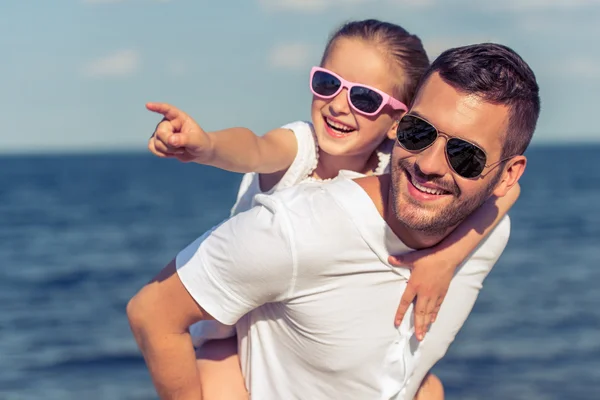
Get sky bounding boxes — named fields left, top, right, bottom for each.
left=1, top=0, right=599, bottom=154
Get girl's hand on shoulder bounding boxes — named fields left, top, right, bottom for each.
left=389, top=249, right=457, bottom=341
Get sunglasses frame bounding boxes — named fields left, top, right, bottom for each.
left=396, top=114, right=514, bottom=179
left=310, top=66, right=408, bottom=116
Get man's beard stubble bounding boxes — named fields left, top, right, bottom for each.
left=390, top=158, right=502, bottom=235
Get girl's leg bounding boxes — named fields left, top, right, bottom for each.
left=196, top=339, right=443, bottom=400
left=195, top=336, right=249, bottom=400
left=414, top=373, right=444, bottom=400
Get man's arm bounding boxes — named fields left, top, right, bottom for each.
left=127, top=199, right=295, bottom=399
left=127, top=260, right=209, bottom=400
left=401, top=216, right=512, bottom=400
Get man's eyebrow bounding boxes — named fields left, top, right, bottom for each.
left=408, top=109, right=487, bottom=151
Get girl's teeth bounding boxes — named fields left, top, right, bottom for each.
left=411, top=176, right=446, bottom=195
left=326, top=118, right=353, bottom=132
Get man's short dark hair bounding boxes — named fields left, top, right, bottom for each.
left=416, top=43, right=540, bottom=158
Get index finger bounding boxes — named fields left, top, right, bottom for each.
left=394, top=284, right=416, bottom=327
left=146, top=102, right=187, bottom=123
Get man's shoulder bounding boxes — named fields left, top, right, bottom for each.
left=467, top=214, right=511, bottom=265
left=258, top=174, right=366, bottom=208
left=254, top=181, right=329, bottom=211
left=252, top=176, right=376, bottom=236
left=489, top=214, right=511, bottom=245
left=249, top=183, right=341, bottom=238
left=349, top=174, right=389, bottom=217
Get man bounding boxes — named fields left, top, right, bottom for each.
left=127, top=43, right=540, bottom=400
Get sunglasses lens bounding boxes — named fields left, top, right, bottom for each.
left=447, top=138, right=487, bottom=178
left=396, top=115, right=438, bottom=151
left=349, top=86, right=383, bottom=114
left=312, top=70, right=341, bottom=97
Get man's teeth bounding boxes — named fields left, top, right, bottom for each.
left=326, top=117, right=354, bottom=132
left=411, top=176, right=447, bottom=195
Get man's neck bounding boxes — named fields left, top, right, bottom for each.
left=357, top=174, right=453, bottom=250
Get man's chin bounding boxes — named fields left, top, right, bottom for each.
left=395, top=209, right=436, bottom=232
left=394, top=194, right=457, bottom=233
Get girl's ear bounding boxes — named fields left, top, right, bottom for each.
left=386, top=109, right=407, bottom=139
left=386, top=118, right=400, bottom=140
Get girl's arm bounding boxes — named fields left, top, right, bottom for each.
left=204, top=127, right=297, bottom=174
left=390, top=183, right=521, bottom=340
left=195, top=337, right=249, bottom=400
left=146, top=102, right=297, bottom=174
left=400, top=212, right=512, bottom=400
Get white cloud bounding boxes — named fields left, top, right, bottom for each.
left=83, top=0, right=124, bottom=3
left=83, top=0, right=171, bottom=4
left=82, top=50, right=140, bottom=78
left=258, top=0, right=437, bottom=12
left=259, top=0, right=374, bottom=12
left=386, top=0, right=436, bottom=7
left=259, top=0, right=600, bottom=13
left=423, top=36, right=498, bottom=59
left=476, top=0, right=600, bottom=11
left=267, top=42, right=316, bottom=70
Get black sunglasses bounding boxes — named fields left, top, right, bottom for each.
left=396, top=114, right=511, bottom=179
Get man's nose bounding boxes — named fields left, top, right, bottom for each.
left=414, top=138, right=450, bottom=178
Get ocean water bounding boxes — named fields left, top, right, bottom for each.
left=0, top=145, right=598, bottom=400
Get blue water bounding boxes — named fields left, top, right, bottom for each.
left=0, top=145, right=598, bottom=399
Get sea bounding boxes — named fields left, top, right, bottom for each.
left=0, top=145, right=598, bottom=400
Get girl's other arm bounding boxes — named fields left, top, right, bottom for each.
left=391, top=183, right=520, bottom=340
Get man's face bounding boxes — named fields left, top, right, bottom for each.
left=390, top=72, right=511, bottom=234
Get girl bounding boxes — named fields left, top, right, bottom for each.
left=147, top=19, right=518, bottom=400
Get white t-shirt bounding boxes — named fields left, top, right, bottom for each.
left=189, top=120, right=393, bottom=344
left=177, top=173, right=510, bottom=400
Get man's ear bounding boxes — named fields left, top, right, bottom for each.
left=493, top=155, right=527, bottom=197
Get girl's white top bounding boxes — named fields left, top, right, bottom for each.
left=230, top=120, right=393, bottom=216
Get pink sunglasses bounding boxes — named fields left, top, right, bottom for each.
left=310, top=66, right=408, bottom=116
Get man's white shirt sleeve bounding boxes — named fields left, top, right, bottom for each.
left=176, top=195, right=296, bottom=326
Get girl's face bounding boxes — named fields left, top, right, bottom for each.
left=311, top=37, right=406, bottom=159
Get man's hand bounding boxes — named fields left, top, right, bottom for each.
left=389, top=250, right=456, bottom=341
left=146, top=102, right=213, bottom=164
